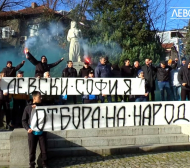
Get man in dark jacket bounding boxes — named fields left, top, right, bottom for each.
left=62, top=60, right=77, bottom=104
left=120, top=59, right=134, bottom=102
left=120, top=59, right=134, bottom=78
left=133, top=61, right=141, bottom=77
left=62, top=60, right=77, bottom=77
left=95, top=57, right=112, bottom=78
left=95, top=56, right=112, bottom=103
left=111, top=64, right=123, bottom=102
left=78, top=61, right=93, bottom=77
left=156, top=60, right=172, bottom=101
left=141, top=58, right=156, bottom=101
left=22, top=91, right=48, bottom=168
left=25, top=50, right=64, bottom=77
left=178, top=60, right=190, bottom=100
left=2, top=60, right=25, bottom=77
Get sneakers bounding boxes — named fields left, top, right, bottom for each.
left=6, top=124, right=14, bottom=131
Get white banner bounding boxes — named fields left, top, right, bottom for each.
left=0, top=77, right=145, bottom=95
left=31, top=101, right=189, bottom=131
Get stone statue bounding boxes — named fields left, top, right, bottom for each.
left=67, top=21, right=82, bottom=62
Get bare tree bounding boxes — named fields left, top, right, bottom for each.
left=0, top=0, right=32, bottom=11
left=40, top=0, right=75, bottom=10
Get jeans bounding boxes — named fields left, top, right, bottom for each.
left=100, top=95, right=112, bottom=103
left=135, top=97, right=148, bottom=102
left=172, top=86, right=181, bottom=101
left=157, top=81, right=171, bottom=101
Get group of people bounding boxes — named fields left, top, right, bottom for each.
left=0, top=49, right=188, bottom=167
left=0, top=52, right=188, bottom=129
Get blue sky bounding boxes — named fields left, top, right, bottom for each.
left=14, top=0, right=190, bottom=31
left=163, top=0, right=190, bottom=30
left=55, top=0, right=190, bottom=31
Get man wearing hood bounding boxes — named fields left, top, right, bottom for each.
left=25, top=50, right=64, bottom=77
left=78, top=61, right=93, bottom=78
left=2, top=60, right=25, bottom=77
left=178, top=60, right=190, bottom=100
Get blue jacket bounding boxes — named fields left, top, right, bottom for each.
left=95, top=63, right=112, bottom=77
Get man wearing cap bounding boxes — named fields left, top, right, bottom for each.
left=167, top=59, right=172, bottom=66
left=11, top=71, right=29, bottom=128
left=83, top=70, right=98, bottom=103
left=156, top=61, right=172, bottom=101
left=135, top=69, right=150, bottom=102
left=78, top=61, right=93, bottom=78
left=25, top=50, right=64, bottom=77
left=178, top=57, right=186, bottom=69
left=78, top=61, right=93, bottom=103
left=2, top=60, right=25, bottom=77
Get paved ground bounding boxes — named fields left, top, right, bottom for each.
left=47, top=151, right=190, bottom=168
left=2, top=151, right=190, bottom=168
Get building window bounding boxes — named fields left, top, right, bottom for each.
left=0, top=26, right=11, bottom=39
left=28, top=24, right=39, bottom=37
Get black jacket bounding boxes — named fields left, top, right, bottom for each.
left=120, top=65, right=134, bottom=77
left=141, top=65, right=156, bottom=89
left=78, top=66, right=93, bottom=77
left=22, top=103, right=42, bottom=131
left=156, top=65, right=172, bottom=82
left=2, top=63, right=23, bottom=77
left=27, top=52, right=63, bottom=77
left=62, top=67, right=77, bottom=77
left=178, top=60, right=190, bottom=90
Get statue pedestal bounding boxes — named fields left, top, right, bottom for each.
left=73, top=62, right=84, bottom=73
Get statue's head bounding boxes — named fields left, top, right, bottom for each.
left=71, top=21, right=77, bottom=28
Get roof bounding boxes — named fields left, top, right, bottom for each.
left=162, top=43, right=174, bottom=49
left=0, top=5, right=63, bottom=18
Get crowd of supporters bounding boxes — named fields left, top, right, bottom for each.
left=0, top=50, right=188, bottom=130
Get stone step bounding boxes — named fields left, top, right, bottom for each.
left=47, top=142, right=190, bottom=158
left=0, top=162, right=10, bottom=166
left=0, top=131, right=12, bottom=140
left=47, top=125, right=182, bottom=139
left=0, top=149, right=10, bottom=162
left=47, top=134, right=188, bottom=148
left=0, top=140, right=10, bottom=150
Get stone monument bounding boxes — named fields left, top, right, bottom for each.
left=67, top=21, right=82, bottom=62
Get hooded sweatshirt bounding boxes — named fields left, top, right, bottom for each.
left=78, top=66, right=93, bottom=77
left=178, top=60, right=190, bottom=90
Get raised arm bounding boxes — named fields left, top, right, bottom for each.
left=26, top=51, right=38, bottom=65
left=49, top=58, right=64, bottom=69
left=15, top=61, right=25, bottom=71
